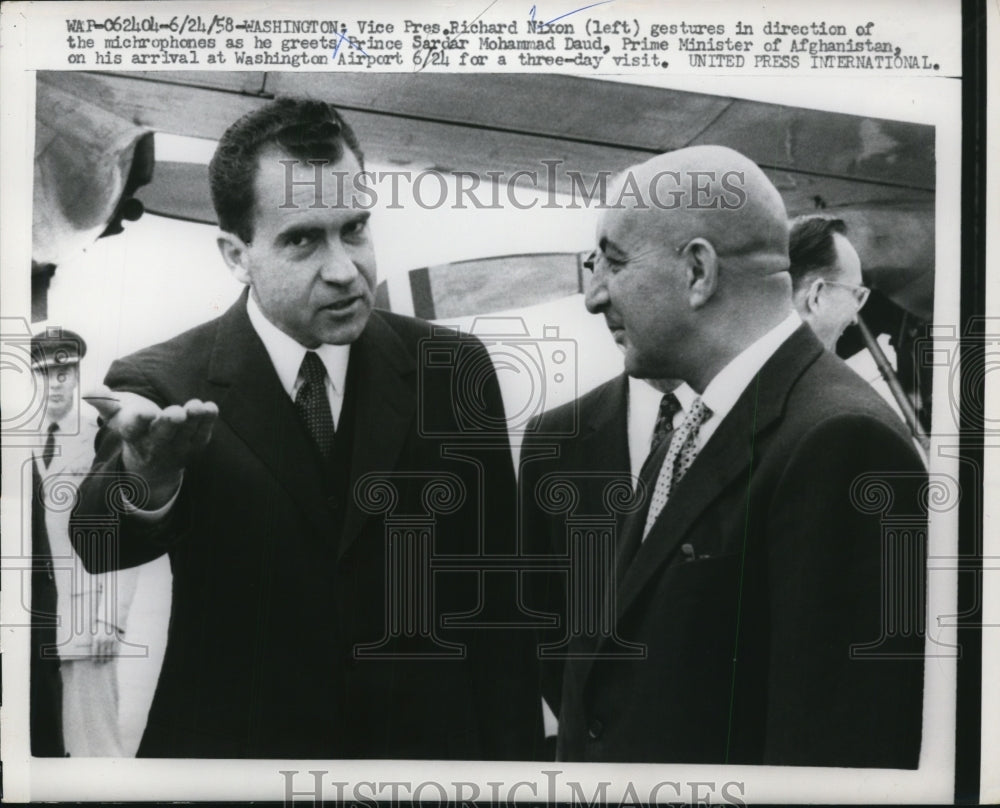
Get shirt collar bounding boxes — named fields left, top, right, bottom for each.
left=672, top=381, right=696, bottom=412
left=47, top=403, right=78, bottom=431
left=246, top=292, right=350, bottom=397
left=627, top=377, right=696, bottom=419
left=699, top=310, right=801, bottom=427
left=627, top=375, right=667, bottom=420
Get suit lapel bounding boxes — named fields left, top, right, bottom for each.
left=580, top=326, right=824, bottom=686
left=337, top=312, right=416, bottom=559
left=207, top=301, right=417, bottom=548
left=579, top=372, right=630, bottom=479
left=615, top=380, right=766, bottom=617
left=206, top=293, right=332, bottom=539
left=617, top=326, right=823, bottom=617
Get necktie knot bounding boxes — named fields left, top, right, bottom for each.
left=299, top=351, right=327, bottom=387
left=295, top=352, right=335, bottom=458
left=658, top=392, right=683, bottom=421
left=649, top=392, right=682, bottom=455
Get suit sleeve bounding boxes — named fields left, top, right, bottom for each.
left=763, top=413, right=926, bottom=768
left=70, top=356, right=193, bottom=572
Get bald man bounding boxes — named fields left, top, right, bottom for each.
left=557, top=146, right=926, bottom=767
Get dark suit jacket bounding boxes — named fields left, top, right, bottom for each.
left=557, top=326, right=926, bottom=768
left=519, top=374, right=632, bottom=713
left=71, top=293, right=542, bottom=759
left=31, top=459, right=65, bottom=757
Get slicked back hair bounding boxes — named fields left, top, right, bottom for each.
left=209, top=98, right=364, bottom=243
left=788, top=215, right=848, bottom=291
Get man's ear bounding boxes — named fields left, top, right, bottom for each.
left=682, top=238, right=718, bottom=309
left=804, top=277, right=823, bottom=313
left=217, top=231, right=252, bottom=285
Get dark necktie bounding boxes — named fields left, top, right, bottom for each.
left=294, top=352, right=335, bottom=458
left=618, top=393, right=682, bottom=575
left=638, top=392, right=683, bottom=482
left=41, top=422, right=59, bottom=468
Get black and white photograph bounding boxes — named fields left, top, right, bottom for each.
left=0, top=0, right=991, bottom=803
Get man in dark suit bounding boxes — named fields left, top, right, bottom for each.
left=70, top=98, right=541, bottom=759
left=519, top=370, right=689, bottom=719
left=558, top=145, right=926, bottom=768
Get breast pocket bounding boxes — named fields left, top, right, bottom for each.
left=660, top=551, right=745, bottom=609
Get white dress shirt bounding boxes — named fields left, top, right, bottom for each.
left=130, top=296, right=353, bottom=518
left=627, top=377, right=696, bottom=484
left=697, top=311, right=802, bottom=449
left=246, top=293, right=351, bottom=428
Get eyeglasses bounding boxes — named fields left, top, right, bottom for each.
left=818, top=278, right=871, bottom=310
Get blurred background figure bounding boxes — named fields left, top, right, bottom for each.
left=788, top=214, right=930, bottom=461
left=30, top=422, right=64, bottom=757
left=788, top=215, right=869, bottom=351
left=31, top=328, right=138, bottom=756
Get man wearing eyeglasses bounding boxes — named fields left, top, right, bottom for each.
left=788, top=215, right=870, bottom=350
left=556, top=145, right=926, bottom=768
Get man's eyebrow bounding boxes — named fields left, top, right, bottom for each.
left=599, top=236, right=625, bottom=257
left=274, top=210, right=371, bottom=240
left=276, top=222, right=324, bottom=239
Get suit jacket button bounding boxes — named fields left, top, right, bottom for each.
left=326, top=495, right=339, bottom=510
left=588, top=719, right=604, bottom=740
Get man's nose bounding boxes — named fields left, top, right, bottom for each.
left=319, top=243, right=360, bottom=284
left=584, top=272, right=609, bottom=313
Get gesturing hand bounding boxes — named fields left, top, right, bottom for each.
left=84, top=385, right=219, bottom=508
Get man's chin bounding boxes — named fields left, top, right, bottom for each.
left=624, top=352, right=678, bottom=382
left=623, top=354, right=654, bottom=379
left=314, top=308, right=372, bottom=345
left=46, top=404, right=73, bottom=421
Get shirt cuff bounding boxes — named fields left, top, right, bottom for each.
left=120, top=473, right=183, bottom=521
